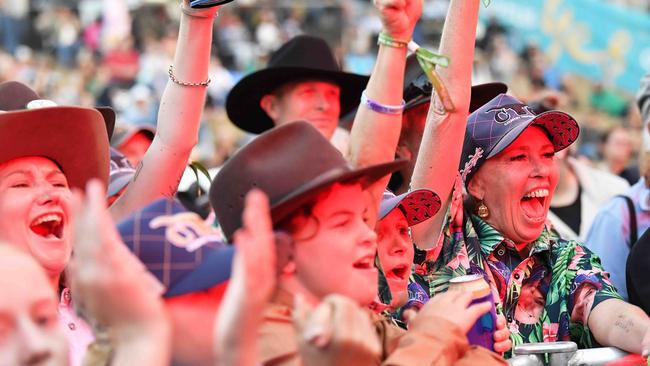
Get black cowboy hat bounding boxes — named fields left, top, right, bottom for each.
left=225, top=35, right=369, bottom=135
left=0, top=81, right=110, bottom=189
left=402, top=54, right=508, bottom=112
left=210, top=121, right=407, bottom=241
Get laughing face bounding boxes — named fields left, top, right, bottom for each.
left=375, top=209, right=413, bottom=307
left=468, top=126, right=559, bottom=247
left=0, top=157, right=72, bottom=279
left=290, top=183, right=379, bottom=306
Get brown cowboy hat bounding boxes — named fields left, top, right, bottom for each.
left=0, top=81, right=110, bottom=189
left=225, top=35, right=369, bottom=135
left=210, top=121, right=407, bottom=241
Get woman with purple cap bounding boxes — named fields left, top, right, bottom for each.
left=409, top=92, right=650, bottom=356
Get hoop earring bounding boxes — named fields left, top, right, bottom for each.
left=476, top=201, right=490, bottom=219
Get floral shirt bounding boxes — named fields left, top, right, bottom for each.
left=415, top=178, right=621, bottom=354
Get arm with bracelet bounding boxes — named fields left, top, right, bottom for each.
left=109, top=0, right=223, bottom=221
left=349, top=0, right=422, bottom=227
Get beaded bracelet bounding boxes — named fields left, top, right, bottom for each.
left=377, top=32, right=409, bottom=49
left=168, top=65, right=211, bottom=87
left=360, top=90, right=405, bottom=115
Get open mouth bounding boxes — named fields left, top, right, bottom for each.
left=353, top=255, right=375, bottom=270
left=520, top=188, right=549, bottom=222
left=386, top=264, right=409, bottom=281
left=30, top=213, right=64, bottom=239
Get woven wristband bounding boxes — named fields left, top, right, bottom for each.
left=361, top=90, right=405, bottom=115
left=377, top=32, right=409, bottom=49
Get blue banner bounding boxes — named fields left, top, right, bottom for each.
left=479, top=0, right=650, bottom=92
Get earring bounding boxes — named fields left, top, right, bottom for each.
left=476, top=201, right=489, bottom=219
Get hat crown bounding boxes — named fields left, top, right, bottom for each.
left=0, top=81, right=41, bottom=111
left=459, top=93, right=579, bottom=184
left=211, top=122, right=352, bottom=239
left=267, top=35, right=341, bottom=73
left=118, top=198, right=225, bottom=296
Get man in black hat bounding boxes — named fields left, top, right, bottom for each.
left=225, top=34, right=368, bottom=140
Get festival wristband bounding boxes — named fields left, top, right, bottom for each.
left=377, top=32, right=409, bottom=49
left=360, top=90, right=405, bottom=115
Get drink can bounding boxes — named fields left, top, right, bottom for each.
left=448, top=274, right=497, bottom=351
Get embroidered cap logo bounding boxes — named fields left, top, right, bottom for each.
left=486, top=104, right=534, bottom=125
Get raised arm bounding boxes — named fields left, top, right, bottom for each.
left=349, top=0, right=422, bottom=225
left=109, top=1, right=217, bottom=221
left=410, top=0, right=480, bottom=249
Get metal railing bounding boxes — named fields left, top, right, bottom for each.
left=507, top=342, right=634, bottom=366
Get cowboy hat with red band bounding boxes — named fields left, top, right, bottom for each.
left=0, top=81, right=110, bottom=189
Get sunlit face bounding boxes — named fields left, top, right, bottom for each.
left=0, top=157, right=72, bottom=279
left=262, top=80, right=341, bottom=139
left=0, top=247, right=68, bottom=366
left=376, top=209, right=413, bottom=307
left=290, top=183, right=378, bottom=306
left=164, top=283, right=228, bottom=366
left=468, top=127, right=559, bottom=247
left=118, top=132, right=152, bottom=167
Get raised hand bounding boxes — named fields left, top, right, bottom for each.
left=493, top=314, right=512, bottom=354
left=214, top=189, right=279, bottom=366
left=229, top=189, right=278, bottom=311
left=294, top=294, right=382, bottom=366
left=374, top=0, right=423, bottom=40
left=408, top=290, right=491, bottom=334
left=68, top=179, right=170, bottom=364
left=69, top=179, right=166, bottom=331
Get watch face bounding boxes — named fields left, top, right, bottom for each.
left=189, top=0, right=235, bottom=8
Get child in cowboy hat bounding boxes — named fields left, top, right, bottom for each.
left=210, top=121, right=506, bottom=365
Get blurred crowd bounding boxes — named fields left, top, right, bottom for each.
left=0, top=0, right=645, bottom=181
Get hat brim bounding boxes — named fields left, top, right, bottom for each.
left=111, top=125, right=156, bottom=148
left=164, top=245, right=235, bottom=297
left=226, top=67, right=369, bottom=134
left=379, top=189, right=441, bottom=226
left=271, top=159, right=408, bottom=226
left=0, top=107, right=109, bottom=190
left=406, top=82, right=509, bottom=112
left=108, top=172, right=134, bottom=197
left=96, top=106, right=116, bottom=139
left=487, top=110, right=580, bottom=160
